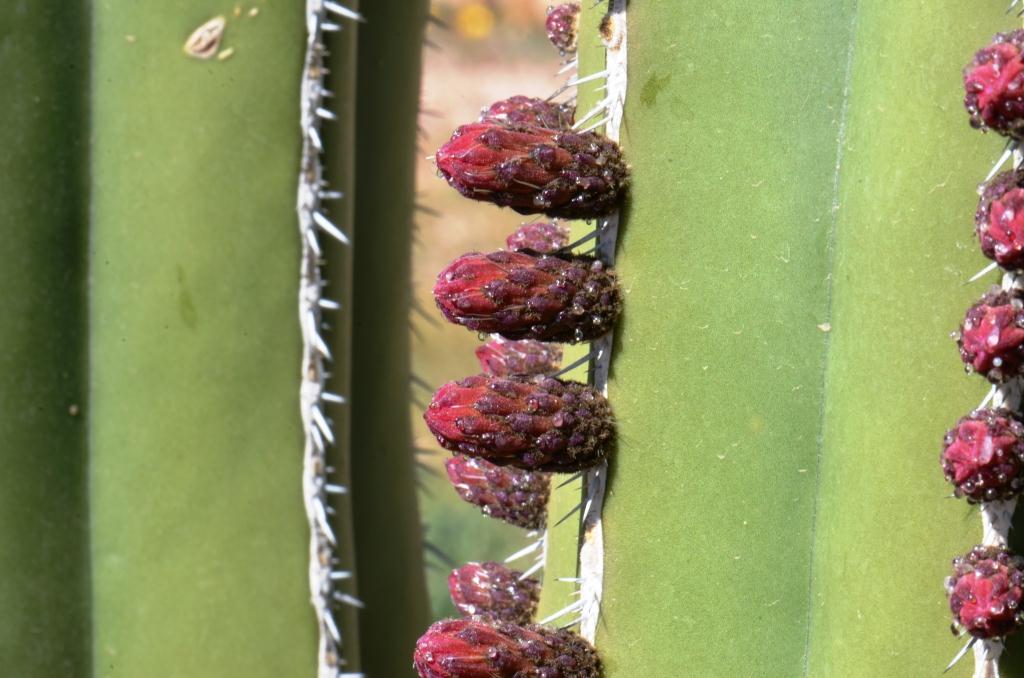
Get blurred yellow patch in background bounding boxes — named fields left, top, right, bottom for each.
left=455, top=2, right=495, bottom=40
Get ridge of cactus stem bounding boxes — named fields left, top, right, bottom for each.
left=559, top=0, right=628, bottom=647
left=434, top=122, right=628, bottom=219
left=424, top=374, right=615, bottom=472
left=952, top=41, right=1024, bottom=674
left=444, top=455, right=550, bottom=530
left=432, top=250, right=621, bottom=343
left=298, top=2, right=365, bottom=674
left=505, top=221, right=572, bottom=254
left=448, top=561, right=541, bottom=625
left=481, top=96, right=575, bottom=130
left=413, top=618, right=601, bottom=678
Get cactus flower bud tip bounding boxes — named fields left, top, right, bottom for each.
left=444, top=455, right=549, bottom=530
left=948, top=545, right=1024, bottom=640
left=435, top=122, right=628, bottom=219
left=413, top=618, right=600, bottom=678
left=426, top=373, right=614, bottom=472
left=433, top=249, right=620, bottom=343
left=448, top=561, right=540, bottom=625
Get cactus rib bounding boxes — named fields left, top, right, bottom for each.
left=298, top=2, right=363, bottom=676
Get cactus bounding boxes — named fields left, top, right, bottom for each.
left=1, top=1, right=429, bottom=676
left=528, top=1, right=1024, bottom=676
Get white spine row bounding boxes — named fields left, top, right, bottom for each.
left=298, top=3, right=363, bottom=677
left=579, top=0, right=628, bottom=646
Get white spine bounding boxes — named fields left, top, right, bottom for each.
left=299, top=3, right=363, bottom=677
left=578, top=0, right=628, bottom=645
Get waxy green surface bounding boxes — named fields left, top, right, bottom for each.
left=1, top=1, right=378, bottom=675
left=547, top=2, right=1015, bottom=676
left=88, top=3, right=315, bottom=676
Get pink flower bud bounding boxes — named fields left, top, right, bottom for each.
left=433, top=250, right=620, bottom=343
left=956, top=289, right=1024, bottom=382
left=505, top=221, right=571, bottom=254
left=964, top=31, right=1024, bottom=138
left=425, top=374, right=614, bottom=472
left=435, top=122, right=628, bottom=219
left=977, top=170, right=1024, bottom=268
left=445, top=455, right=549, bottom=530
left=546, top=3, right=581, bottom=57
left=448, top=562, right=540, bottom=625
left=942, top=409, right=1024, bottom=502
left=476, top=338, right=563, bottom=377
left=481, top=96, right=574, bottom=130
left=947, top=546, right=1024, bottom=639
left=413, top=618, right=601, bottom=678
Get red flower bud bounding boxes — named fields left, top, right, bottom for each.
left=977, top=170, right=1024, bottom=268
left=956, top=290, right=1024, bottom=382
left=505, top=221, right=571, bottom=254
left=546, top=3, right=580, bottom=56
left=947, top=546, right=1024, bottom=639
left=425, top=374, right=614, bottom=472
left=481, top=96, right=574, bottom=130
left=413, top=618, right=601, bottom=678
left=445, top=455, right=549, bottom=530
left=942, top=409, right=1024, bottom=502
left=964, top=31, right=1024, bottom=138
left=448, top=562, right=540, bottom=625
left=433, top=250, right=620, bottom=343
left=435, top=122, right=628, bottom=219
left=476, top=338, right=563, bottom=377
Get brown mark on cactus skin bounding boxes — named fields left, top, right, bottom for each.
left=965, top=31, right=1024, bottom=139
left=505, top=221, right=572, bottom=255
left=942, top=409, right=1024, bottom=503
left=977, top=170, right=1024, bottom=269
left=476, top=338, right=563, bottom=377
left=444, top=455, right=550, bottom=530
left=947, top=546, right=1024, bottom=639
left=481, top=96, right=575, bottom=131
left=434, top=122, right=629, bottom=220
left=184, top=16, right=226, bottom=60
left=956, top=289, right=1024, bottom=382
left=433, top=250, right=620, bottom=343
left=425, top=374, right=614, bottom=472
left=448, top=562, right=541, bottom=625
left=413, top=618, right=601, bottom=678
left=545, top=3, right=581, bottom=57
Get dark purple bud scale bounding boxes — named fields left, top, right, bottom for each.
left=414, top=618, right=601, bottom=678
left=942, top=409, right=1024, bottom=503
left=448, top=562, right=540, bottom=625
left=546, top=3, right=581, bottom=57
left=425, top=374, right=614, bottom=472
left=435, top=122, right=628, bottom=220
left=434, top=250, right=620, bottom=343
left=445, top=455, right=550, bottom=530
left=505, top=221, right=571, bottom=254
left=481, top=96, right=575, bottom=131
left=947, top=545, right=1024, bottom=639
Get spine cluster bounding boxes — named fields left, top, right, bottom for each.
left=297, top=3, right=363, bottom=677
left=944, top=23, right=1024, bottom=677
left=413, top=2, right=629, bottom=675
